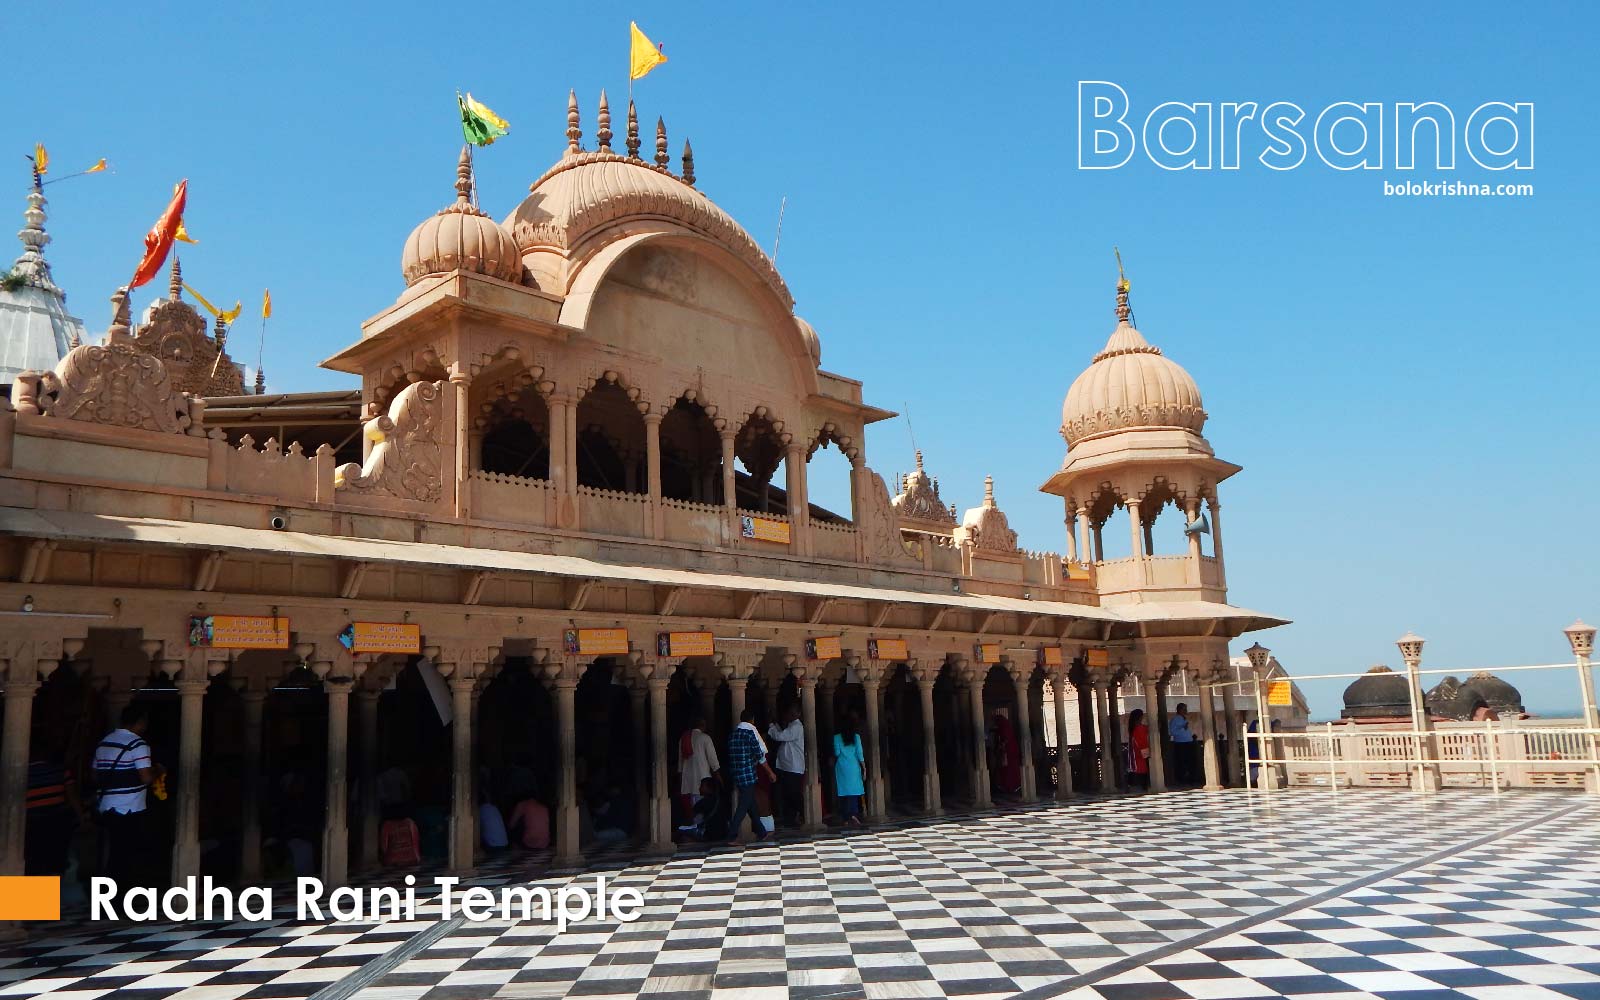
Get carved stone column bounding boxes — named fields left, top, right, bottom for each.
left=1052, top=667, right=1074, bottom=799
left=629, top=676, right=650, bottom=844
left=447, top=669, right=480, bottom=872
left=913, top=660, right=942, bottom=816
left=1207, top=497, right=1226, bottom=588
left=646, top=666, right=674, bottom=854
left=785, top=440, right=810, bottom=555
left=816, top=674, right=836, bottom=819
left=1197, top=666, right=1223, bottom=791
left=549, top=392, right=572, bottom=494
left=1140, top=668, right=1169, bottom=793
left=1093, top=672, right=1116, bottom=793
left=238, top=681, right=269, bottom=883
left=793, top=657, right=822, bottom=831
left=449, top=368, right=471, bottom=518
left=171, top=656, right=213, bottom=886
left=0, top=669, right=42, bottom=879
left=960, top=659, right=991, bottom=808
left=355, top=686, right=381, bottom=871
left=544, top=655, right=584, bottom=867
left=1221, top=677, right=1240, bottom=786
left=858, top=658, right=888, bottom=822
left=644, top=411, right=664, bottom=538
left=1007, top=661, right=1038, bottom=802
left=320, top=668, right=354, bottom=886
left=1076, top=506, right=1092, bottom=565
left=719, top=426, right=737, bottom=517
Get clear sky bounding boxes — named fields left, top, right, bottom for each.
left=8, top=1, right=1597, bottom=717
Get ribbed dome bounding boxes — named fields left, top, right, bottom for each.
left=1061, top=320, right=1207, bottom=447
left=1340, top=665, right=1410, bottom=719
left=1461, top=671, right=1523, bottom=715
left=795, top=316, right=821, bottom=366
left=503, top=150, right=792, bottom=310
left=402, top=148, right=523, bottom=286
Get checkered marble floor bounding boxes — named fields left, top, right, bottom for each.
left=1, top=790, right=1595, bottom=1000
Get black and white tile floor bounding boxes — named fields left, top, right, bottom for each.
left=1, top=790, right=1595, bottom=1000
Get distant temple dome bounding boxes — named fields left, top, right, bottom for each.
left=401, top=147, right=523, bottom=286
left=502, top=92, right=792, bottom=310
left=1061, top=280, right=1206, bottom=447
left=1461, top=671, right=1523, bottom=717
left=0, top=175, right=86, bottom=381
left=1341, top=664, right=1410, bottom=719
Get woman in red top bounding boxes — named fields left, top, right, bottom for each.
left=1126, top=708, right=1151, bottom=790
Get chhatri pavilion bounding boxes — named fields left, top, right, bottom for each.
left=0, top=91, right=1285, bottom=890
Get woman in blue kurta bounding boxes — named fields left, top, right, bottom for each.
left=832, top=715, right=867, bottom=827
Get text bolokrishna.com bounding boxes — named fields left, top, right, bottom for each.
left=90, top=875, right=645, bottom=932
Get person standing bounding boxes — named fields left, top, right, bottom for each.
left=724, top=709, right=771, bottom=845
left=678, top=716, right=719, bottom=820
left=93, top=705, right=161, bottom=891
left=832, top=714, right=867, bottom=827
left=1168, top=703, right=1197, bottom=785
left=25, top=734, right=82, bottom=876
left=766, top=704, right=806, bottom=828
left=1126, top=708, right=1150, bottom=790
left=991, top=711, right=1022, bottom=795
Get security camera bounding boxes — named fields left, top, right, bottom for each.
left=269, top=515, right=288, bottom=530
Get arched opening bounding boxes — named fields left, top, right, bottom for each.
left=475, top=372, right=550, bottom=480
left=881, top=663, right=924, bottom=812
left=981, top=664, right=1022, bottom=798
left=575, top=379, right=646, bottom=493
left=660, top=395, right=722, bottom=504
left=1091, top=491, right=1134, bottom=561
left=806, top=430, right=855, bottom=525
left=1140, top=480, right=1183, bottom=555
left=734, top=411, right=787, bottom=513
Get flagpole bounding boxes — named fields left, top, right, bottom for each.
left=256, top=311, right=267, bottom=394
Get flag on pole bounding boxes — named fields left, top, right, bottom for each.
left=85, top=158, right=107, bottom=174
left=33, top=144, right=48, bottom=174
left=181, top=284, right=240, bottom=324
left=174, top=220, right=198, bottom=244
left=458, top=92, right=509, bottom=146
left=261, top=289, right=272, bottom=319
left=629, top=22, right=667, bottom=80
left=131, top=180, right=188, bottom=289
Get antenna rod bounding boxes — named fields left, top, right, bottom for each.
left=771, top=196, right=787, bottom=263
left=904, top=401, right=917, bottom=455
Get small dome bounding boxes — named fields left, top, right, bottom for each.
left=402, top=148, right=523, bottom=286
left=795, top=316, right=821, bottom=366
left=1460, top=671, right=1523, bottom=717
left=1061, top=320, right=1206, bottom=446
left=1340, top=665, right=1410, bottom=719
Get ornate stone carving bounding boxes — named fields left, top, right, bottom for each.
left=857, top=469, right=917, bottom=565
left=335, top=380, right=445, bottom=502
left=892, top=450, right=956, bottom=525
left=129, top=297, right=246, bottom=397
left=961, top=476, right=1020, bottom=553
left=37, top=341, right=191, bottom=433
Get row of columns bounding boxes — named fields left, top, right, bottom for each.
left=1066, top=496, right=1224, bottom=577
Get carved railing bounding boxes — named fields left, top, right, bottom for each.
left=209, top=434, right=334, bottom=503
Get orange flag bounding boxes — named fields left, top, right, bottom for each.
left=130, top=180, right=188, bottom=289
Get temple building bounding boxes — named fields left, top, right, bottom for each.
left=0, top=171, right=86, bottom=386
left=0, top=91, right=1286, bottom=894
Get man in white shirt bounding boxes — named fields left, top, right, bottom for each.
left=93, top=705, right=161, bottom=891
left=678, top=716, right=719, bottom=820
left=766, top=705, right=806, bottom=828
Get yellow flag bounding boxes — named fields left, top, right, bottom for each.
left=183, top=282, right=221, bottom=317
left=85, top=158, right=108, bottom=174
left=219, top=300, right=243, bottom=325
left=174, top=219, right=198, bottom=244
left=262, top=288, right=272, bottom=320
left=629, top=21, right=667, bottom=80
left=464, top=93, right=509, bottom=132
left=33, top=143, right=48, bottom=174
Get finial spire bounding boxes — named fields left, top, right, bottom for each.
left=107, top=286, right=132, bottom=343
left=214, top=313, right=228, bottom=351
left=10, top=167, right=58, bottom=292
left=984, top=475, right=995, bottom=505
left=655, top=117, right=669, bottom=168
left=1114, top=245, right=1131, bottom=324
left=626, top=100, right=640, bottom=158
left=454, top=145, right=473, bottom=205
left=255, top=366, right=265, bottom=395
left=914, top=449, right=924, bottom=471
left=169, top=252, right=182, bottom=301
left=596, top=91, right=613, bottom=152
left=566, top=89, right=582, bottom=154
left=681, top=138, right=695, bottom=185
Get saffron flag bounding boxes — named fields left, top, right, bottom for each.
left=85, top=158, right=107, bottom=174
left=182, top=283, right=241, bottom=325
left=629, top=22, right=667, bottom=80
left=262, top=288, right=272, bottom=319
left=174, top=220, right=198, bottom=244
left=131, top=180, right=187, bottom=289
left=33, top=144, right=48, bottom=175
left=458, top=92, right=509, bottom=146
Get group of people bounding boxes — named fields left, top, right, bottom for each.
left=675, top=705, right=872, bottom=844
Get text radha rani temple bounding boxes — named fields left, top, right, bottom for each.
left=0, top=91, right=1286, bottom=890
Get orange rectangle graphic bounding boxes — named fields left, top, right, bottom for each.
left=740, top=515, right=792, bottom=544
left=1038, top=646, right=1064, bottom=667
left=868, top=638, right=909, bottom=662
left=1085, top=648, right=1110, bottom=668
left=974, top=642, right=1003, bottom=664
left=0, top=876, right=60, bottom=920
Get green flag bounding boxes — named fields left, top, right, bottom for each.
left=458, top=92, right=509, bottom=146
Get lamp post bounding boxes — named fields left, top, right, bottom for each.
left=1564, top=620, right=1598, bottom=796
left=1244, top=642, right=1277, bottom=790
left=1397, top=631, right=1440, bottom=793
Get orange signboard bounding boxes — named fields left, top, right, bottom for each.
left=740, top=515, right=792, bottom=544
left=1085, top=647, right=1110, bottom=668
left=1037, top=646, right=1064, bottom=667
left=340, top=622, right=421, bottom=655
left=806, top=636, right=843, bottom=660
left=1268, top=679, right=1294, bottom=706
left=974, top=642, right=1003, bottom=664
left=657, top=631, right=715, bottom=657
left=868, top=638, right=908, bottom=661
left=189, top=615, right=290, bottom=650
left=564, top=628, right=630, bottom=656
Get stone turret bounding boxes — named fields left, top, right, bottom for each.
left=0, top=171, right=88, bottom=382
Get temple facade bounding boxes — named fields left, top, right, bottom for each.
left=0, top=92, right=1285, bottom=892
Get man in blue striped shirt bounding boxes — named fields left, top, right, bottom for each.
left=93, top=705, right=161, bottom=890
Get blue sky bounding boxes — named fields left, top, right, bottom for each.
left=8, top=1, right=1597, bottom=717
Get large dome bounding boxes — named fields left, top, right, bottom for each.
left=1061, top=320, right=1207, bottom=447
left=1341, top=665, right=1410, bottom=719
left=401, top=148, right=523, bottom=286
